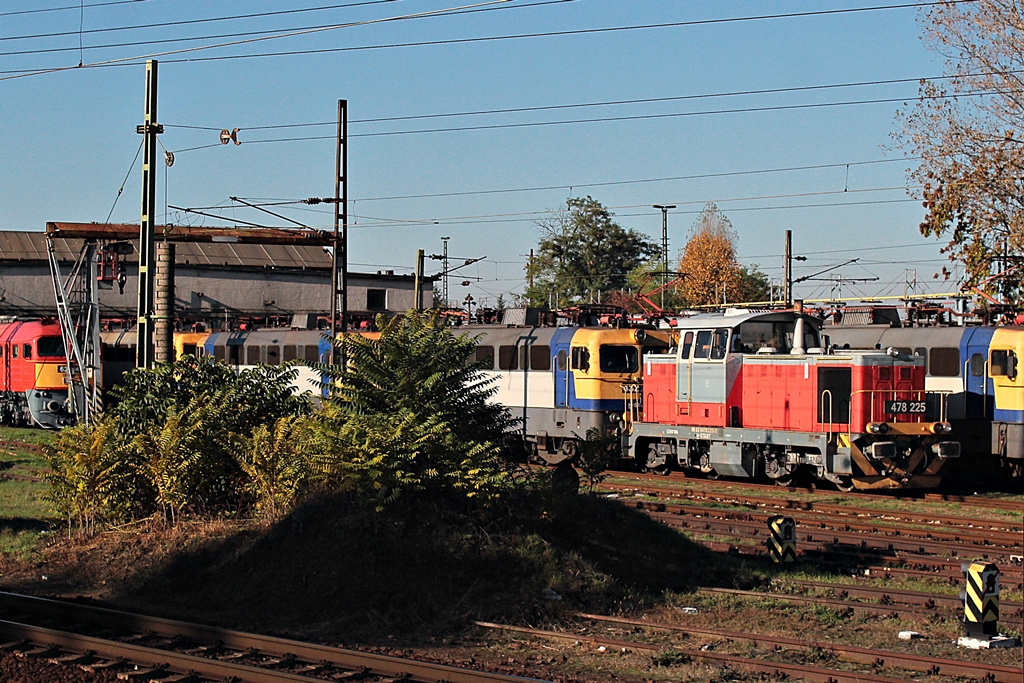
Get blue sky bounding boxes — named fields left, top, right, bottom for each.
left=0, top=1, right=957, bottom=309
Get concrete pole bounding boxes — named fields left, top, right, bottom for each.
left=153, top=242, right=175, bottom=363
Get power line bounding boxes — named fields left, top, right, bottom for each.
left=0, top=0, right=516, bottom=82
left=0, top=0, right=152, bottom=19
left=0, top=0, right=406, bottom=42
left=163, top=90, right=989, bottom=149
left=0, top=1, right=968, bottom=79
left=210, top=157, right=912, bottom=206
left=164, top=75, right=956, bottom=133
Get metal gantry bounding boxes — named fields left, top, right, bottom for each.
left=46, top=238, right=102, bottom=425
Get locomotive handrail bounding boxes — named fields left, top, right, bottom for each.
left=819, top=389, right=833, bottom=442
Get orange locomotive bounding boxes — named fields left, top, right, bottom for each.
left=0, top=319, right=74, bottom=429
left=626, top=309, right=960, bottom=490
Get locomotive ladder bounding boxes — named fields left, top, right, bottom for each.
left=47, top=237, right=102, bottom=425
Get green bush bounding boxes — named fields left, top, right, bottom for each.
left=312, top=312, right=523, bottom=508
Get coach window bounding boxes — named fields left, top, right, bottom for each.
left=214, top=345, right=226, bottom=361
left=679, top=331, right=693, bottom=359
left=474, top=345, right=495, bottom=369
left=246, top=345, right=261, bottom=365
left=266, top=346, right=281, bottom=366
left=693, top=330, right=712, bottom=359
left=283, top=345, right=297, bottom=362
left=304, top=345, right=321, bottom=363
left=498, top=345, right=519, bottom=370
left=929, top=346, right=960, bottom=377
left=531, top=345, right=551, bottom=372
left=571, top=346, right=590, bottom=372
left=710, top=328, right=729, bottom=360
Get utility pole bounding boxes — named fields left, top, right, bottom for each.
left=329, top=100, right=347, bottom=365
left=653, top=205, right=676, bottom=310
left=413, top=249, right=425, bottom=311
left=784, top=229, right=792, bottom=309
left=136, top=60, right=162, bottom=369
left=441, top=236, right=450, bottom=307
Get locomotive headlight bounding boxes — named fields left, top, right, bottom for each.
left=929, top=422, right=953, bottom=434
left=866, top=422, right=889, bottom=434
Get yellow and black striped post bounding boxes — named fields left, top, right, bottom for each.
left=962, top=561, right=999, bottom=638
left=767, top=515, right=796, bottom=563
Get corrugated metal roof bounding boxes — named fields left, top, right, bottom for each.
left=0, top=230, right=333, bottom=269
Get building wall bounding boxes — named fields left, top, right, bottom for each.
left=0, top=261, right=431, bottom=321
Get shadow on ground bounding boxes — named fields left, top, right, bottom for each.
left=83, top=492, right=756, bottom=644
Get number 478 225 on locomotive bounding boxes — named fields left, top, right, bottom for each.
left=624, top=308, right=961, bottom=490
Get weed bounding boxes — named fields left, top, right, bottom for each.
left=651, top=648, right=690, bottom=667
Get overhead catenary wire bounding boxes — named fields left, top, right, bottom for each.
left=0, top=0, right=518, bottom=82
left=0, top=0, right=151, bottom=18
left=0, top=1, right=975, bottom=79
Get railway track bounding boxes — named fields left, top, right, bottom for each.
left=477, top=616, right=1022, bottom=683
left=0, top=592, right=548, bottom=683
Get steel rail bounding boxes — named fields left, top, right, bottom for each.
left=627, top=497, right=1024, bottom=546
left=603, top=478, right=1024, bottom=531
left=698, top=534, right=1024, bottom=588
left=576, top=612, right=1023, bottom=683
left=0, top=592, right=550, bottom=683
left=644, top=507, right=1020, bottom=560
left=696, top=587, right=944, bottom=619
left=475, top=621, right=912, bottom=683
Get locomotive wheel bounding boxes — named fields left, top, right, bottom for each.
left=646, top=445, right=670, bottom=476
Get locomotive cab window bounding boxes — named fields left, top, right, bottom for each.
left=599, top=345, right=638, bottom=373
left=557, top=349, right=567, bottom=371
left=991, top=349, right=1018, bottom=380
left=11, top=345, right=17, bottom=358
left=182, top=344, right=198, bottom=357
left=37, top=337, right=65, bottom=358
left=710, top=328, right=729, bottom=360
left=23, top=344, right=31, bottom=360
left=571, top=346, right=590, bottom=372
left=679, top=331, right=693, bottom=359
left=693, top=330, right=712, bottom=359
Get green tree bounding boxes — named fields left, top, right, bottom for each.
left=311, top=312, right=521, bottom=509
left=526, top=196, right=659, bottom=308
left=738, top=264, right=772, bottom=303
left=898, top=0, right=1024, bottom=300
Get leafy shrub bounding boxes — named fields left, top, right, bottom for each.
left=311, top=312, right=522, bottom=508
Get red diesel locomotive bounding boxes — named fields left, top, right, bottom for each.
left=626, top=309, right=960, bottom=490
left=0, top=319, right=74, bottom=429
